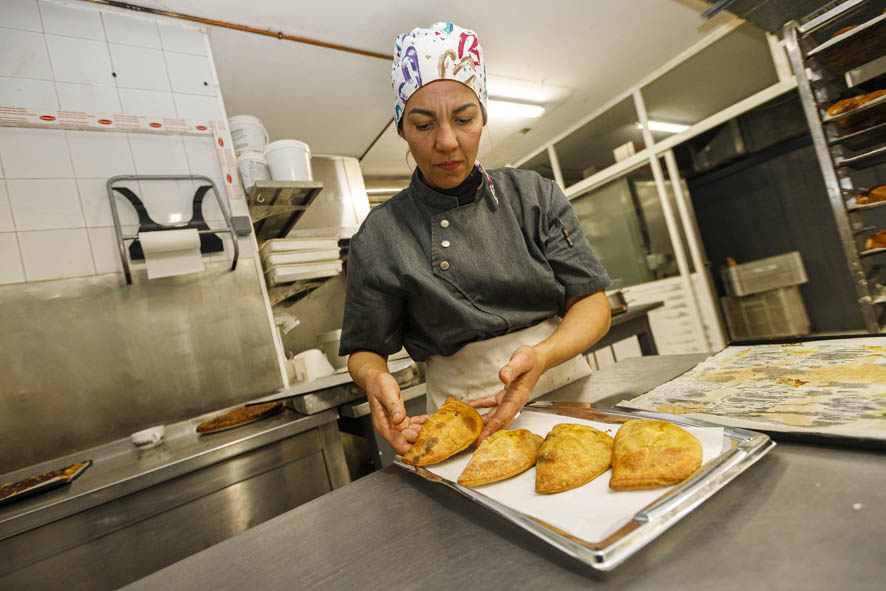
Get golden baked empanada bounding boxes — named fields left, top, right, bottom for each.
left=457, top=429, right=543, bottom=487
left=401, top=397, right=482, bottom=466
left=609, top=419, right=702, bottom=491
left=535, top=423, right=614, bottom=494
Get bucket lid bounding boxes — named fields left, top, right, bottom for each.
left=228, top=114, right=265, bottom=125
left=264, top=139, right=311, bottom=155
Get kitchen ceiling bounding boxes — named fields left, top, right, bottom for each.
left=126, top=0, right=734, bottom=178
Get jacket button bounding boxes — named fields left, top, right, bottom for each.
left=440, top=261, right=450, bottom=271
left=442, top=240, right=451, bottom=248
left=440, top=219, right=450, bottom=228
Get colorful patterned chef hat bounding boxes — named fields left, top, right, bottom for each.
left=392, top=21, right=488, bottom=128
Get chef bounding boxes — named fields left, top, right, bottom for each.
left=340, top=22, right=612, bottom=454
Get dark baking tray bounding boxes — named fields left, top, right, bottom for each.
left=0, top=460, right=92, bottom=506
left=835, top=144, right=886, bottom=170
left=829, top=121, right=886, bottom=152
left=196, top=404, right=284, bottom=435
left=807, top=12, right=886, bottom=75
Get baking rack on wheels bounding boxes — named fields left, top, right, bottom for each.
left=784, top=0, right=886, bottom=333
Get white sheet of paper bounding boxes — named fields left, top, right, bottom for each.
left=139, top=229, right=205, bottom=279
left=423, top=410, right=725, bottom=542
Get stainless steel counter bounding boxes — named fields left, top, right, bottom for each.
left=1, top=405, right=349, bottom=589
left=122, top=355, right=886, bottom=590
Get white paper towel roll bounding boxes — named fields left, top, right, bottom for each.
left=139, top=229, right=205, bottom=279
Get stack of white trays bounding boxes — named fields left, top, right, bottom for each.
left=260, top=237, right=342, bottom=287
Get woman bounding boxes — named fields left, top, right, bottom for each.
left=340, top=22, right=612, bottom=454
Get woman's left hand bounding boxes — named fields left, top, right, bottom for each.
left=469, top=345, right=546, bottom=443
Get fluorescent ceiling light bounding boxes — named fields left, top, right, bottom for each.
left=487, top=99, right=545, bottom=118
left=639, top=120, right=690, bottom=134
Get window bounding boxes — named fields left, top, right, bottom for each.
left=641, top=23, right=778, bottom=138
left=572, top=166, right=686, bottom=289
left=554, top=97, right=644, bottom=188
left=517, top=149, right=555, bottom=181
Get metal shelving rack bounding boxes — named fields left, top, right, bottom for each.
left=784, top=0, right=886, bottom=332
left=247, top=180, right=349, bottom=304
left=247, top=180, right=324, bottom=242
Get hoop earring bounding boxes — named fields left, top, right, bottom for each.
left=405, top=150, right=415, bottom=170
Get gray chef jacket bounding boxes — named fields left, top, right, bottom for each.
left=339, top=167, right=611, bottom=362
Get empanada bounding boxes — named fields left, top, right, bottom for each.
left=609, top=419, right=702, bottom=491
left=457, top=429, right=543, bottom=487
left=401, top=397, right=482, bottom=466
left=535, top=423, right=614, bottom=494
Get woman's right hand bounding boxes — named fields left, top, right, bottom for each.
left=349, top=351, right=427, bottom=455
left=364, top=370, right=427, bottom=454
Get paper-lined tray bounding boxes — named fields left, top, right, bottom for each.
left=395, top=403, right=773, bottom=570
left=619, top=339, right=886, bottom=447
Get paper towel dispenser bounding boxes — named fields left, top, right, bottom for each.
left=107, top=175, right=242, bottom=284
left=291, top=155, right=370, bottom=237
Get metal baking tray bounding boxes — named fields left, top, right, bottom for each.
left=0, top=460, right=92, bottom=506
left=846, top=196, right=886, bottom=212
left=860, top=246, right=886, bottom=258
left=829, top=121, right=886, bottom=152
left=394, top=403, right=773, bottom=571
left=806, top=11, right=886, bottom=75
left=835, top=144, right=886, bottom=171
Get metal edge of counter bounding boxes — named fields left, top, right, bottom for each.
left=0, top=408, right=339, bottom=540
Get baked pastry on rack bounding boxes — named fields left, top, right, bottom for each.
left=858, top=89, right=886, bottom=106
left=857, top=186, right=886, bottom=205
left=865, top=230, right=886, bottom=251
left=826, top=97, right=861, bottom=118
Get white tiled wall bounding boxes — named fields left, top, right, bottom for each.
left=0, top=0, right=250, bottom=285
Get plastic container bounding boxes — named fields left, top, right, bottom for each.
left=317, top=329, right=347, bottom=369
left=722, top=251, right=808, bottom=297
left=293, top=348, right=335, bottom=382
left=236, top=151, right=269, bottom=191
left=130, top=425, right=166, bottom=448
left=721, top=286, right=810, bottom=341
left=264, top=139, right=313, bottom=181
left=229, top=115, right=268, bottom=156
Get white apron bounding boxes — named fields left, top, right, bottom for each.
left=424, top=317, right=592, bottom=413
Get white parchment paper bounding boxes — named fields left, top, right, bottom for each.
left=423, top=410, right=725, bottom=542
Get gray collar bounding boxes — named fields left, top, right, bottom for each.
left=409, top=167, right=493, bottom=211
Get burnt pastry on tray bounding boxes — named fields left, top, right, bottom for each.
left=609, top=419, right=702, bottom=491
left=196, top=402, right=282, bottom=434
left=0, top=461, right=90, bottom=502
left=401, top=397, right=483, bottom=466
left=535, top=423, right=614, bottom=494
left=457, top=429, right=543, bottom=487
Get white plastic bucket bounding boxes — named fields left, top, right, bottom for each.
left=317, top=329, right=346, bottom=369
left=264, top=139, right=313, bottom=181
left=236, top=151, right=269, bottom=191
left=293, top=348, right=335, bottom=382
left=229, top=115, right=268, bottom=156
